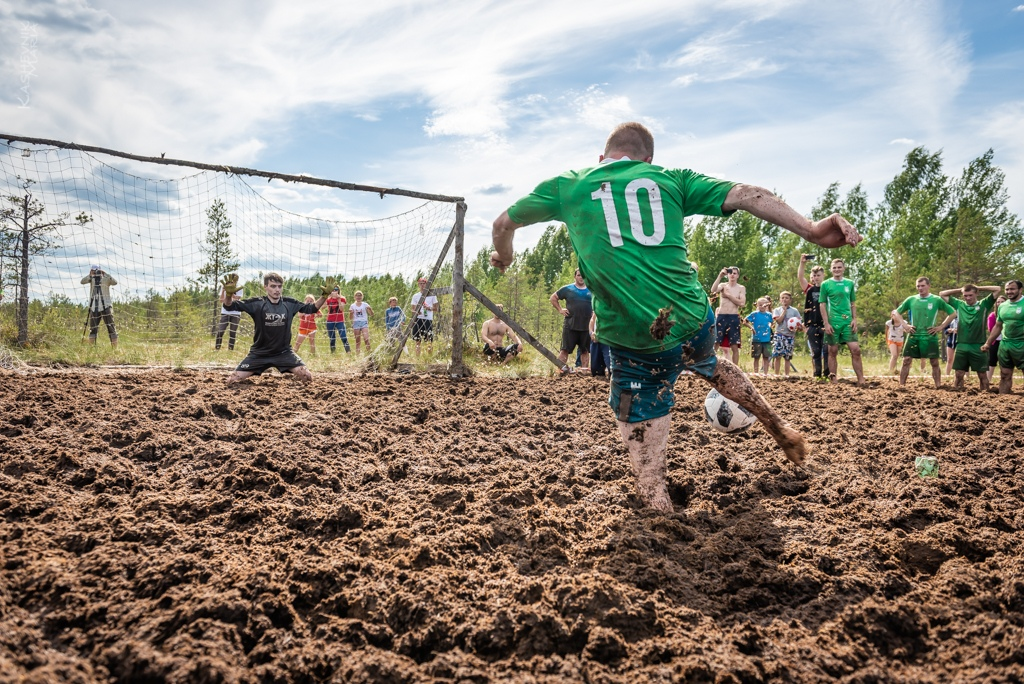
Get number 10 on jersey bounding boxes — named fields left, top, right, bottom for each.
left=591, top=179, right=666, bottom=247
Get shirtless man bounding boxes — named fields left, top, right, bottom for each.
left=481, top=304, right=522, bottom=363
left=710, top=266, right=746, bottom=364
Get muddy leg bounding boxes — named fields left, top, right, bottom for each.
left=707, top=357, right=808, bottom=466
left=617, top=416, right=673, bottom=512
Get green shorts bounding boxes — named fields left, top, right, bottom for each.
left=824, top=321, right=858, bottom=346
left=997, top=341, right=1024, bottom=371
left=952, top=344, right=987, bottom=373
left=904, top=335, right=940, bottom=359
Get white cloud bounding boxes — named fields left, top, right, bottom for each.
left=889, top=138, right=916, bottom=145
left=1014, top=4, right=1024, bottom=11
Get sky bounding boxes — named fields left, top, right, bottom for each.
left=2, top=0, right=1023, bottom=265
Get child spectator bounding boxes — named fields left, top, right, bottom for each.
left=771, top=291, right=801, bottom=376
left=743, top=297, right=773, bottom=375
left=349, top=291, right=373, bottom=353
left=293, top=294, right=321, bottom=356
left=886, top=311, right=907, bottom=375
left=385, top=296, right=406, bottom=341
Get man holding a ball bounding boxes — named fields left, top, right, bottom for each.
left=490, top=122, right=861, bottom=512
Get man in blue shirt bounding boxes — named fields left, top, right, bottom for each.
left=550, top=269, right=593, bottom=372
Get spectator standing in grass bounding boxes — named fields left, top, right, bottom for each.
left=797, top=255, right=828, bottom=378
left=743, top=297, right=773, bottom=375
left=771, top=291, right=801, bottom=376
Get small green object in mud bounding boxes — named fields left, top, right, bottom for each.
left=915, top=456, right=938, bottom=478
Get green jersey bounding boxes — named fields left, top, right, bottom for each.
left=996, top=297, right=1024, bottom=347
left=896, top=294, right=955, bottom=338
left=507, top=159, right=735, bottom=352
left=819, top=278, right=856, bottom=324
left=949, top=294, right=995, bottom=346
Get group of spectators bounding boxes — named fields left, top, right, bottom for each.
left=705, top=254, right=1023, bottom=394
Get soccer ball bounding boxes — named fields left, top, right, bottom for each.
left=704, top=389, right=757, bottom=434
left=786, top=316, right=801, bottom=332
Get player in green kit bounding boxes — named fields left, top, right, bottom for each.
left=939, top=283, right=1002, bottom=390
left=819, top=258, right=865, bottom=385
left=897, top=276, right=956, bottom=388
left=490, top=122, right=862, bottom=512
left=983, top=279, right=1024, bottom=394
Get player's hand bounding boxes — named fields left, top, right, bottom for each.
left=824, top=323, right=834, bottom=336
left=981, top=343, right=989, bottom=352
left=928, top=325, right=944, bottom=335
left=807, top=213, right=862, bottom=249
left=221, top=273, right=241, bottom=296
left=903, top=323, right=917, bottom=335
left=560, top=309, right=570, bottom=317
left=490, top=251, right=511, bottom=273
left=320, top=277, right=337, bottom=297
left=851, top=318, right=858, bottom=333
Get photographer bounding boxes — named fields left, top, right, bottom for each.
left=797, top=254, right=827, bottom=378
left=81, top=265, right=118, bottom=348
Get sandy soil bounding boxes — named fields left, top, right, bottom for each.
left=1, top=369, right=1022, bottom=683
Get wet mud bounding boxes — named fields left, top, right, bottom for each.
left=1, top=370, right=1022, bottom=683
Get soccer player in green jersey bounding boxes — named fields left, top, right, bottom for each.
left=983, top=279, right=1024, bottom=394
left=896, top=276, right=956, bottom=388
left=490, top=122, right=862, bottom=512
left=939, top=283, right=1002, bottom=390
left=818, top=258, right=865, bottom=385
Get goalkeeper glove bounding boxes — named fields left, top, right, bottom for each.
left=320, top=277, right=337, bottom=297
left=221, top=273, right=241, bottom=296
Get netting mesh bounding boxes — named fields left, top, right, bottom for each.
left=0, top=141, right=457, bottom=360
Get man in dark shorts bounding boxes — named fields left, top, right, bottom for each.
left=798, top=255, right=828, bottom=378
left=481, top=304, right=522, bottom=363
left=410, top=277, right=439, bottom=357
left=938, top=283, right=1001, bottom=390
left=710, top=266, right=746, bottom=364
left=221, top=272, right=331, bottom=384
left=491, top=121, right=862, bottom=511
left=551, top=269, right=592, bottom=372
left=897, top=276, right=956, bottom=389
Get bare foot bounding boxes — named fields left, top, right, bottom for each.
left=774, top=422, right=808, bottom=466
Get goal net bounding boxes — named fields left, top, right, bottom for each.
left=0, top=139, right=459, bottom=366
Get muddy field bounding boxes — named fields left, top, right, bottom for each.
left=1, top=368, right=1022, bottom=683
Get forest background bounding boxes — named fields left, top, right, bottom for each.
left=0, top=145, right=1021, bottom=366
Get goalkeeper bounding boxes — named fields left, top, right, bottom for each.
left=220, top=272, right=330, bottom=384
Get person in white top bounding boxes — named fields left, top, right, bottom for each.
left=410, top=277, right=439, bottom=357
left=215, top=289, right=243, bottom=351
left=349, top=290, right=374, bottom=354
left=886, top=311, right=908, bottom=375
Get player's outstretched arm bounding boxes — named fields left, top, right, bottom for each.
left=979, top=285, right=1003, bottom=294
left=490, top=211, right=522, bottom=273
left=938, top=287, right=962, bottom=300
left=722, top=184, right=862, bottom=249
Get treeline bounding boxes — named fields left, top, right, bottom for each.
left=467, top=146, right=1022, bottom=348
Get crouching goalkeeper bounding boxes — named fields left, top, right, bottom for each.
left=221, top=272, right=332, bottom=384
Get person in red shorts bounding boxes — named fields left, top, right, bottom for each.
left=293, top=294, right=321, bottom=356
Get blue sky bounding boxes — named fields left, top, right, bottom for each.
left=2, top=0, right=1023, bottom=264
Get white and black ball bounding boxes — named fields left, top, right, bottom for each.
left=703, top=389, right=757, bottom=433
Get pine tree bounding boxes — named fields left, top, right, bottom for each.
left=0, top=177, right=91, bottom=346
left=194, top=199, right=239, bottom=331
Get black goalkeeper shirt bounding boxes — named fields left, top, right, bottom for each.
left=227, top=296, right=318, bottom=356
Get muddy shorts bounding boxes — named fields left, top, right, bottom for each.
left=412, top=318, right=434, bottom=341
left=608, top=308, right=717, bottom=424
left=771, top=334, right=795, bottom=359
left=750, top=340, right=771, bottom=358
left=952, top=344, right=987, bottom=373
left=825, top=319, right=858, bottom=346
left=904, top=335, right=940, bottom=359
left=483, top=342, right=519, bottom=360
left=716, top=313, right=741, bottom=347
left=236, top=349, right=305, bottom=375
left=561, top=327, right=590, bottom=355
left=997, top=341, right=1024, bottom=371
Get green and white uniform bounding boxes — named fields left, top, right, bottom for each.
left=896, top=294, right=955, bottom=359
left=996, top=297, right=1024, bottom=370
left=820, top=277, right=857, bottom=345
left=950, top=294, right=995, bottom=372
left=507, top=159, right=735, bottom=353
